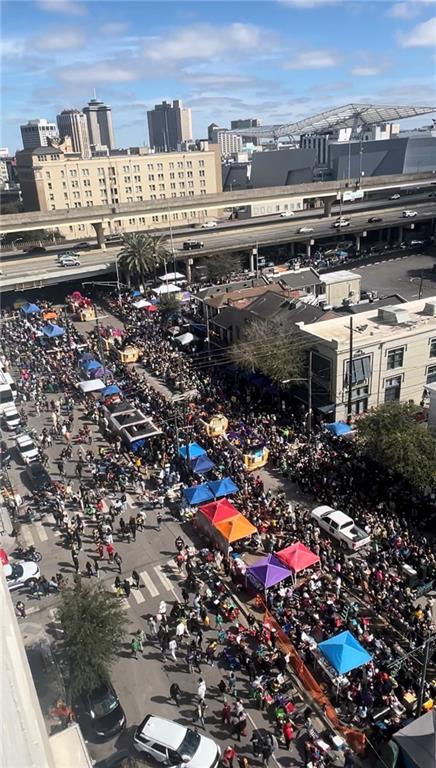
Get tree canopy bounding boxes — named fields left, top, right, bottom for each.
left=118, top=232, right=170, bottom=286
left=58, top=580, right=128, bottom=698
left=230, top=319, right=304, bottom=384
left=355, top=401, right=436, bottom=490
left=196, top=253, right=241, bottom=282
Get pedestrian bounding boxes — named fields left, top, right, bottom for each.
left=181, top=586, right=189, bottom=604
left=113, top=551, right=122, bottom=573
left=282, top=719, right=294, bottom=750
left=131, top=637, right=140, bottom=659
left=132, top=569, right=140, bottom=589
left=106, top=542, right=114, bottom=562
left=228, top=670, right=237, bottom=697
left=123, top=578, right=131, bottom=598
left=156, top=510, right=162, bottom=531
left=197, top=677, right=206, bottom=701
left=223, top=745, right=237, bottom=768
left=344, top=749, right=355, bottom=768
left=261, top=743, right=273, bottom=767
left=147, top=615, right=157, bottom=638
left=72, top=553, right=79, bottom=574
left=218, top=678, right=228, bottom=700
left=170, top=682, right=181, bottom=705
left=196, top=699, right=207, bottom=728
left=93, top=558, right=100, bottom=578
left=238, top=757, right=249, bottom=768
left=85, top=561, right=93, bottom=578
left=169, top=638, right=177, bottom=662
left=16, top=600, right=26, bottom=618
left=135, top=629, right=145, bottom=652
left=222, top=698, right=232, bottom=725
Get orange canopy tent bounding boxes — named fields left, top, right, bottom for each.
left=214, top=513, right=257, bottom=543
left=276, top=542, right=320, bottom=573
left=199, top=498, right=239, bottom=525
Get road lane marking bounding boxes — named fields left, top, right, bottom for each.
left=140, top=570, right=159, bottom=597
left=20, top=525, right=34, bottom=547
left=132, top=588, right=145, bottom=604
left=153, top=565, right=173, bottom=592
left=34, top=521, right=48, bottom=542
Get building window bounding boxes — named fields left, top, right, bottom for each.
left=157, top=163, right=163, bottom=170
left=124, top=176, right=131, bottom=183
left=169, top=162, right=174, bottom=169
left=170, top=183, right=176, bottom=189
left=128, top=218, right=136, bottom=224
left=188, top=190, right=194, bottom=196
left=152, top=215, right=159, bottom=222
left=82, top=168, right=89, bottom=176
left=344, top=356, right=371, bottom=386
left=430, top=339, right=436, bottom=357
left=170, top=173, right=175, bottom=179
left=384, top=376, right=402, bottom=402
left=177, top=162, right=183, bottom=169
left=200, top=180, right=206, bottom=187
left=147, top=164, right=154, bottom=171
left=69, top=169, right=77, bottom=177
left=171, top=192, right=177, bottom=198
left=158, top=173, right=164, bottom=180
left=178, top=172, right=184, bottom=179
left=133, top=164, right=140, bottom=172
left=71, top=180, right=79, bottom=188
left=134, top=175, right=141, bottom=182
left=148, top=174, right=155, bottom=181
left=123, top=165, right=129, bottom=173
left=159, top=193, right=166, bottom=199
left=45, top=171, right=51, bottom=179
left=125, top=186, right=132, bottom=193
left=86, top=201, right=93, bottom=206
left=97, top=167, right=105, bottom=176
left=179, top=182, right=185, bottom=189
left=188, top=181, right=194, bottom=188
left=426, top=365, right=436, bottom=384
left=149, top=184, right=156, bottom=191
left=135, top=186, right=142, bottom=193
left=199, top=159, right=205, bottom=167
left=187, top=171, right=193, bottom=178
left=136, top=196, right=143, bottom=201
left=150, top=194, right=156, bottom=200
left=199, top=170, right=205, bottom=177
left=387, top=348, right=404, bottom=369
left=351, top=398, right=368, bottom=415
left=60, top=170, right=65, bottom=178
left=200, top=189, right=207, bottom=195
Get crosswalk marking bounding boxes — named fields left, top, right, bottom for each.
left=34, top=521, right=48, bottom=542
left=164, top=558, right=179, bottom=576
left=131, top=588, right=145, bottom=604
left=140, top=569, right=159, bottom=597
left=20, top=525, right=34, bottom=547
left=153, top=565, right=173, bottom=592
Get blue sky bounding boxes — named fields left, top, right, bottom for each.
left=2, top=0, right=436, bottom=152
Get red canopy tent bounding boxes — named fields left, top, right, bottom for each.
left=199, top=498, right=239, bottom=525
left=276, top=542, right=320, bottom=574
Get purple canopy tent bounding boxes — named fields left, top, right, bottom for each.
left=246, top=554, right=292, bottom=591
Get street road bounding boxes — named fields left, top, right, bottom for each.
left=357, top=252, right=436, bottom=300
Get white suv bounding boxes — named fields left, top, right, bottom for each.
left=402, top=210, right=418, bottom=218
left=134, top=715, right=220, bottom=768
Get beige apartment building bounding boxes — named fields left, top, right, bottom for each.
left=15, top=145, right=221, bottom=239
left=299, top=298, right=436, bottom=420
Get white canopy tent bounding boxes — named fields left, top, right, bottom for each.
left=175, top=332, right=195, bottom=346
left=158, top=271, right=186, bottom=283
left=79, top=379, right=106, bottom=393
left=153, top=283, right=181, bottom=295
left=133, top=299, right=152, bottom=309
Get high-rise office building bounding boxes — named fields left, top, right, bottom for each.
left=230, top=118, right=261, bottom=130
left=56, top=109, right=91, bottom=158
left=147, top=100, right=193, bottom=152
left=20, top=119, right=58, bottom=150
left=83, top=98, right=115, bottom=150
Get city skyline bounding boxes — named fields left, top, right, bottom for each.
left=2, top=0, right=436, bottom=152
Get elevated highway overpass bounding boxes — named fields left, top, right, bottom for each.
left=2, top=199, right=434, bottom=291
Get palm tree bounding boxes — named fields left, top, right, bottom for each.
left=118, top=232, right=170, bottom=288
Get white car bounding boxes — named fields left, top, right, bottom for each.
left=402, top=210, right=418, bottom=218
left=298, top=226, right=314, bottom=233
left=280, top=211, right=295, bottom=218
left=4, top=561, right=40, bottom=591
left=334, top=218, right=350, bottom=228
left=134, top=715, right=220, bottom=768
left=16, top=433, right=40, bottom=464
left=2, top=405, right=21, bottom=431
left=59, top=256, right=81, bottom=267
left=389, top=193, right=400, bottom=200
left=201, top=221, right=217, bottom=229
left=311, top=506, right=371, bottom=551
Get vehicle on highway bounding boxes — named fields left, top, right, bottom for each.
left=334, top=218, right=350, bottom=228
left=279, top=210, right=295, bottom=217
left=402, top=210, right=418, bottom=217
left=297, top=226, right=314, bottom=234
left=77, top=680, right=126, bottom=739
left=311, top=505, right=371, bottom=550
left=3, top=561, right=40, bottom=591
left=105, top=234, right=123, bottom=243
left=368, top=216, right=383, bottom=223
left=75, top=241, right=92, bottom=249
left=134, top=715, right=220, bottom=767
left=23, top=245, right=46, bottom=254
left=429, top=192, right=436, bottom=198
left=201, top=221, right=217, bottom=229
left=389, top=193, right=401, bottom=200
left=2, top=404, right=21, bottom=430
left=59, top=256, right=81, bottom=267
left=182, top=240, right=204, bottom=250
left=56, top=251, right=80, bottom=261
left=409, top=239, right=424, bottom=247
left=25, top=461, right=52, bottom=492
left=16, top=433, right=40, bottom=464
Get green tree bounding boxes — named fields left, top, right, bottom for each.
left=118, top=232, right=170, bottom=287
left=230, top=319, right=304, bottom=384
left=159, top=293, right=180, bottom=320
left=355, top=401, right=436, bottom=490
left=196, top=253, right=241, bottom=282
left=58, top=580, right=128, bottom=698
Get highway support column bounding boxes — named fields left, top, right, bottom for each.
left=355, top=233, right=361, bottom=253
left=92, top=221, right=106, bottom=249
left=323, top=195, right=336, bottom=218
left=185, top=257, right=192, bottom=283
left=306, top=241, right=312, bottom=259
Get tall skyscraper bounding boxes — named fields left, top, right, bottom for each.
left=230, top=118, right=261, bottom=130
left=20, top=119, right=58, bottom=150
left=56, top=109, right=91, bottom=158
left=147, top=100, right=193, bottom=152
left=83, top=98, right=115, bottom=150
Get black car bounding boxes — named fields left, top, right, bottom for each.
left=79, top=680, right=126, bottom=738
left=23, top=245, right=47, bottom=254
left=25, top=461, right=51, bottom=492
left=368, top=216, right=383, bottom=223
left=182, top=240, right=204, bottom=250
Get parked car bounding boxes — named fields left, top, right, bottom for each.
left=2, top=405, right=21, bottom=431
left=182, top=240, right=204, bottom=250
left=311, top=505, right=371, bottom=550
left=134, top=715, right=220, bottom=767
left=3, top=561, right=40, bottom=591
left=402, top=210, right=418, bottom=217
left=59, top=256, right=81, bottom=267
left=368, top=216, right=383, bottom=223
left=280, top=211, right=294, bottom=217
left=297, top=226, right=314, bottom=234
left=77, top=680, right=126, bottom=739
left=389, top=193, right=401, bottom=200
left=23, top=245, right=46, bottom=254
left=16, top=433, right=39, bottom=464
left=201, top=221, right=217, bottom=229
left=25, top=461, right=51, bottom=492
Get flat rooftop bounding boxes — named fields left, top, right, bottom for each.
left=322, top=270, right=361, bottom=284
left=302, top=297, right=436, bottom=348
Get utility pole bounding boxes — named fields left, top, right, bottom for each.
left=347, top=316, right=353, bottom=424
left=417, top=637, right=432, bottom=715
left=205, top=302, right=211, bottom=362
left=307, top=349, right=313, bottom=435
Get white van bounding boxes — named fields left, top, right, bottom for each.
left=0, top=384, right=15, bottom=415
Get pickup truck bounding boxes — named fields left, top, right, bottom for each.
left=311, top=505, right=371, bottom=550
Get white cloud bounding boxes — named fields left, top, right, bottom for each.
left=37, top=0, right=87, bottom=15
left=58, top=62, right=137, bottom=83
left=280, top=0, right=335, bottom=7
left=351, top=65, right=382, bottom=76
left=0, top=38, right=26, bottom=58
left=399, top=17, right=436, bottom=46
left=386, top=3, right=420, bottom=19
left=34, top=29, right=86, bottom=51
left=101, top=22, right=129, bottom=36
left=285, top=49, right=339, bottom=69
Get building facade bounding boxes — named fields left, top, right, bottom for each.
left=20, top=118, right=58, bottom=150
left=15, top=146, right=221, bottom=238
left=83, top=98, right=115, bottom=150
left=56, top=110, right=91, bottom=158
left=147, top=100, right=193, bottom=152
left=299, top=298, right=436, bottom=420
left=209, top=128, right=243, bottom=156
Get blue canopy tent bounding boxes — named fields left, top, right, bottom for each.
left=102, top=384, right=121, bottom=397
left=318, top=630, right=372, bottom=675
left=91, top=366, right=112, bottom=379
left=208, top=477, right=239, bottom=498
left=179, top=442, right=206, bottom=460
left=42, top=323, right=65, bottom=337
left=81, top=360, right=100, bottom=374
left=183, top=485, right=214, bottom=506
left=21, top=302, right=40, bottom=315
left=325, top=422, right=353, bottom=437
left=78, top=352, right=95, bottom=363
left=131, top=289, right=142, bottom=297
left=191, top=454, right=215, bottom=475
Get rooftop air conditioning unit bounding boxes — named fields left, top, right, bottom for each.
left=423, top=300, right=436, bottom=317
left=378, top=306, right=410, bottom=325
